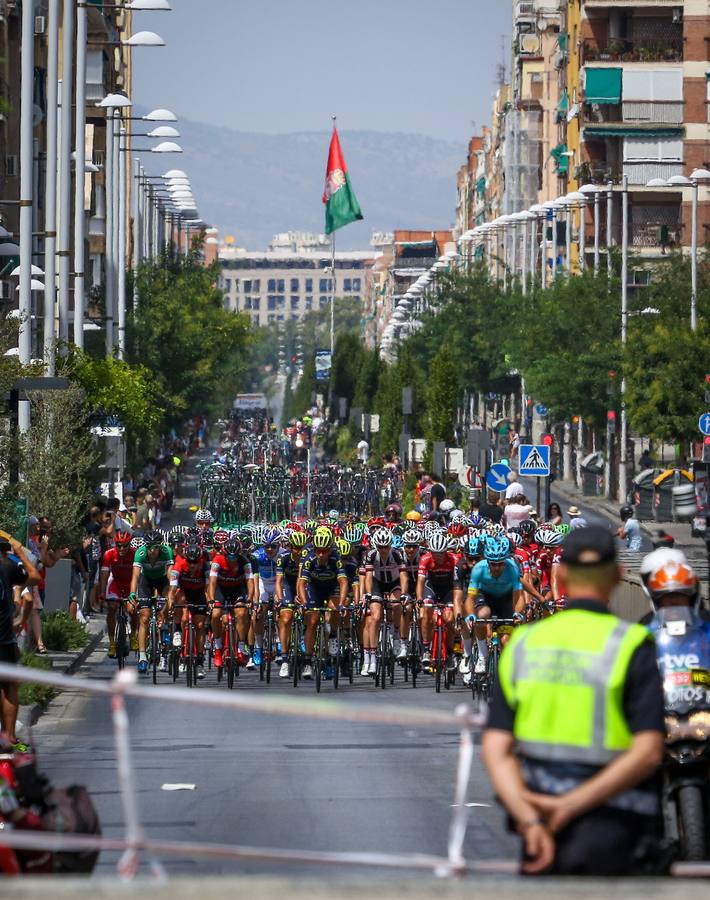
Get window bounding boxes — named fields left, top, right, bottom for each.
left=305, top=278, right=313, bottom=292
left=268, top=278, right=276, bottom=292
left=277, top=279, right=285, bottom=292
left=244, top=296, right=252, bottom=310
left=353, top=278, right=361, bottom=292
left=252, top=279, right=260, bottom=292
left=291, top=296, right=300, bottom=310
left=319, top=278, right=332, bottom=293
left=319, top=295, right=329, bottom=308
left=290, top=277, right=299, bottom=292
left=268, top=314, right=276, bottom=324
left=223, top=277, right=231, bottom=291
left=276, top=314, right=284, bottom=321
left=252, top=315, right=259, bottom=327
left=251, top=297, right=260, bottom=310
left=234, top=279, right=240, bottom=292
left=623, top=136, right=683, bottom=161
left=305, top=296, right=313, bottom=311
left=622, top=68, right=683, bottom=102
left=86, top=49, right=104, bottom=101
left=268, top=295, right=278, bottom=310
left=343, top=278, right=352, bottom=292
left=243, top=279, right=252, bottom=293
left=352, top=295, right=361, bottom=303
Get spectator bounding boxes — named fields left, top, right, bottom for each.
left=617, top=506, right=642, bottom=552
left=504, top=494, right=534, bottom=529
left=429, top=474, right=446, bottom=512
left=69, top=541, right=89, bottom=622
left=567, top=506, right=588, bottom=530
left=469, top=495, right=481, bottom=516
left=122, top=472, right=135, bottom=495
left=638, top=449, right=654, bottom=471
left=356, top=438, right=369, bottom=464
left=480, top=491, right=504, bottom=524
left=106, top=498, right=132, bottom=534
left=134, top=492, right=152, bottom=532
left=505, top=471, right=524, bottom=501
left=546, top=503, right=563, bottom=526
left=0, top=531, right=40, bottom=743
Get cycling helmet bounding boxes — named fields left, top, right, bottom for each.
left=402, top=528, right=421, bottom=547
left=507, top=531, right=523, bottom=548
left=114, top=531, right=132, bottom=546
left=640, top=548, right=698, bottom=607
left=487, top=523, right=506, bottom=538
left=200, top=531, right=215, bottom=550
left=213, top=529, right=229, bottom=546
left=519, top=519, right=537, bottom=538
left=449, top=508, right=465, bottom=520
left=195, top=508, right=214, bottom=524
left=263, top=526, right=280, bottom=547
left=439, top=499, right=455, bottom=514
left=405, top=510, right=421, bottom=522
left=289, top=530, right=308, bottom=549
left=223, top=538, right=241, bottom=557
left=448, top=520, right=468, bottom=538
left=184, top=526, right=201, bottom=544
left=167, top=531, right=182, bottom=549
left=535, top=527, right=563, bottom=548
left=304, top=519, right=318, bottom=536
left=385, top=503, right=402, bottom=520
left=372, top=529, right=393, bottom=549
left=392, top=534, right=403, bottom=550
left=556, top=523, right=571, bottom=536
left=145, top=529, right=163, bottom=547
left=447, top=534, right=462, bottom=551
left=468, top=514, right=483, bottom=528
left=335, top=537, right=351, bottom=557
left=343, top=523, right=364, bottom=545
left=239, top=527, right=254, bottom=551
left=427, top=531, right=449, bottom=554
left=484, top=535, right=511, bottom=562
left=466, top=534, right=485, bottom=557
left=313, top=529, right=333, bottom=550
left=327, top=509, right=339, bottom=521
left=184, top=543, right=203, bottom=563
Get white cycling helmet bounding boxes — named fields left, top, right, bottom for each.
left=428, top=531, right=449, bottom=553
left=449, top=508, right=465, bottom=520
left=372, top=529, right=393, bottom=549
left=439, top=499, right=455, bottom=514
left=195, top=508, right=214, bottom=524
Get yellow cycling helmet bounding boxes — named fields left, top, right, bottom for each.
left=289, top=530, right=307, bottom=548
left=313, top=529, right=334, bottom=550
left=405, top=510, right=421, bottom=522
left=335, top=537, right=351, bottom=557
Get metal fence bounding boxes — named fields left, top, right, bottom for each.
left=0, top=662, right=497, bottom=880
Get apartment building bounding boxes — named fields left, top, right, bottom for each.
left=219, top=232, right=377, bottom=328
left=571, top=0, right=710, bottom=257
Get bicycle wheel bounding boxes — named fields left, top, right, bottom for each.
left=314, top=622, right=324, bottom=693
left=185, top=624, right=194, bottom=688
left=377, top=622, right=387, bottom=691
left=226, top=621, right=236, bottom=690
left=291, top=619, right=300, bottom=688
left=150, top=616, right=159, bottom=685
left=333, top=624, right=342, bottom=690
left=434, top=625, right=443, bottom=694
left=115, top=615, right=126, bottom=672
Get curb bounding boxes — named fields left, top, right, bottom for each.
left=18, top=624, right=105, bottom=732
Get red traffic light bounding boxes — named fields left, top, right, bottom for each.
left=704, top=436, right=710, bottom=445
left=541, top=433, right=554, bottom=446
left=607, top=410, right=617, bottom=422
left=705, top=374, right=710, bottom=384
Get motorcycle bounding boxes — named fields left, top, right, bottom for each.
left=652, top=607, right=710, bottom=860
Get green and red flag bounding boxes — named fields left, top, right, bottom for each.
left=322, top=126, right=363, bottom=235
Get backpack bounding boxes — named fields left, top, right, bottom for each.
left=41, top=785, right=101, bottom=874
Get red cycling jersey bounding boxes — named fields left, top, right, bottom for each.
left=209, top=553, right=253, bottom=589
left=101, top=547, right=135, bottom=591
left=417, top=551, right=461, bottom=595
left=171, top=554, right=209, bottom=592
left=537, top=547, right=561, bottom=591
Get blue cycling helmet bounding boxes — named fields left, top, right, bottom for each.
left=484, top=535, right=511, bottom=562
left=468, top=514, right=483, bottom=528
left=262, top=526, right=280, bottom=547
left=467, top=534, right=485, bottom=557
left=391, top=534, right=403, bottom=550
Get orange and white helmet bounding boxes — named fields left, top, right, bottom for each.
left=640, top=548, right=698, bottom=607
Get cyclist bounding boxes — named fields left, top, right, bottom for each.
left=468, top=535, right=524, bottom=674
left=454, top=533, right=485, bottom=678
left=249, top=527, right=281, bottom=670
left=416, top=530, right=460, bottom=668
left=99, top=531, right=136, bottom=658
left=297, top=529, right=348, bottom=679
left=275, top=530, right=308, bottom=678
left=535, top=527, right=564, bottom=608
left=208, top=536, right=254, bottom=670
left=362, top=529, right=407, bottom=676
left=129, top=529, right=173, bottom=674
left=399, top=528, right=422, bottom=661
left=168, top=542, right=210, bottom=679
left=194, top=508, right=214, bottom=532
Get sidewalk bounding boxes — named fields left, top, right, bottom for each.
left=553, top=478, right=708, bottom=557
left=17, top=617, right=105, bottom=734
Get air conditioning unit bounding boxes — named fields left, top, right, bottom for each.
left=515, top=1, right=536, bottom=20
left=5, top=155, right=17, bottom=178
left=34, top=15, right=45, bottom=34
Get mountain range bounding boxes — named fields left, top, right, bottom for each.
left=143, top=114, right=465, bottom=250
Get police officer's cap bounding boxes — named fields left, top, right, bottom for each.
left=562, top=525, right=616, bottom=567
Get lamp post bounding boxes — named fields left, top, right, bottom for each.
left=580, top=183, right=602, bottom=275
left=43, top=0, right=60, bottom=373
left=56, top=0, right=75, bottom=347
left=619, top=174, right=629, bottom=503
left=73, top=0, right=88, bottom=349
left=18, top=0, right=34, bottom=430
left=606, top=179, right=613, bottom=276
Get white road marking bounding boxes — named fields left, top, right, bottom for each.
left=161, top=783, right=196, bottom=791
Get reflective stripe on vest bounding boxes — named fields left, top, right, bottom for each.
left=500, top=610, right=650, bottom=765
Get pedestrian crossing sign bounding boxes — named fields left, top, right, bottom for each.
left=519, top=444, right=550, bottom=477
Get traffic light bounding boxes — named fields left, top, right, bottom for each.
left=541, top=433, right=554, bottom=447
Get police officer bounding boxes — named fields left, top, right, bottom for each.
left=481, top=525, right=665, bottom=875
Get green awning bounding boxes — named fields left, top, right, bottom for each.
left=475, top=176, right=486, bottom=196
left=583, top=126, right=684, bottom=138
left=558, top=33, right=568, bottom=53
left=585, top=67, right=622, bottom=104
left=557, top=89, right=569, bottom=114
left=550, top=143, right=569, bottom=175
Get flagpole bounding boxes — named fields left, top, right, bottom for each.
left=330, top=114, right=337, bottom=360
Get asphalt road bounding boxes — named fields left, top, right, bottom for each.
left=28, top=453, right=515, bottom=880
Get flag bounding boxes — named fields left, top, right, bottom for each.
left=322, top=126, right=363, bottom=235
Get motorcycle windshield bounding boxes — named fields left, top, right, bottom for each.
left=653, top=609, right=710, bottom=715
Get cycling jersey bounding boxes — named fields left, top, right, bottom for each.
left=170, top=554, right=210, bottom=593
left=364, top=548, right=405, bottom=589
left=453, top=558, right=475, bottom=591
left=343, top=558, right=359, bottom=587
left=537, top=548, right=562, bottom=592
left=276, top=549, right=304, bottom=592
left=401, top=549, right=422, bottom=595
left=417, top=551, right=460, bottom=598
left=299, top=550, right=345, bottom=586
left=252, top=547, right=279, bottom=584
left=210, top=553, right=253, bottom=591
left=468, top=558, right=522, bottom=597
left=101, top=547, right=135, bottom=595
left=132, top=545, right=173, bottom=584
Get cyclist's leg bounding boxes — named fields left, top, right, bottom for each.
left=365, top=589, right=384, bottom=674
left=473, top=594, right=492, bottom=671
left=420, top=585, right=436, bottom=661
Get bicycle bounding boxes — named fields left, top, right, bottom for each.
left=259, top=593, right=276, bottom=684
left=140, top=596, right=166, bottom=685
left=113, top=598, right=131, bottom=672
left=216, top=598, right=246, bottom=690
left=371, top=594, right=396, bottom=690
left=402, top=597, right=423, bottom=688
left=470, top=616, right=518, bottom=706
left=333, top=604, right=354, bottom=689
left=174, top=604, right=198, bottom=688
left=429, top=602, right=454, bottom=694
left=288, top=604, right=305, bottom=688
left=311, top=606, right=329, bottom=694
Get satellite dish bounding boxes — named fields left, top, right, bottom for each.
left=520, top=34, right=541, bottom=54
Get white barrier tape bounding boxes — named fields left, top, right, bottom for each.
left=0, top=662, right=485, bottom=731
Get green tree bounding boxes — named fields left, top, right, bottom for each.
left=425, top=346, right=459, bottom=447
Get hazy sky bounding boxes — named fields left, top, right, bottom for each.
left=132, top=0, right=512, bottom=141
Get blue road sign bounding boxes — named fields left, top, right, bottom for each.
left=519, top=444, right=551, bottom=477
left=699, top=413, right=710, bottom=436
left=535, top=404, right=549, bottom=417
left=486, top=462, right=511, bottom=492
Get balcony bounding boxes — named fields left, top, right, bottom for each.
left=582, top=37, right=683, bottom=64
left=574, top=159, right=684, bottom=186
left=585, top=100, right=684, bottom=125
left=630, top=204, right=681, bottom=248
